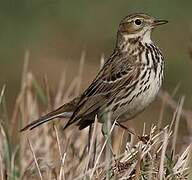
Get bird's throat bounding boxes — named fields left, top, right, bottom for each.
left=117, top=31, right=152, bottom=53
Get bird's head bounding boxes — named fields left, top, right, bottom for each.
left=118, top=13, right=168, bottom=43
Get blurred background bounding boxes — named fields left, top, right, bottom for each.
left=0, top=0, right=192, bottom=141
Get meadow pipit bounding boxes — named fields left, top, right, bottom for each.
left=21, top=13, right=168, bottom=131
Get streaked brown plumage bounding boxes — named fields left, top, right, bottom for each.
left=20, top=13, right=168, bottom=132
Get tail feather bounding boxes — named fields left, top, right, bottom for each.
left=20, top=111, right=72, bottom=131
left=20, top=97, right=80, bottom=131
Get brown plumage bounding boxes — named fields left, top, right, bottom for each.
left=20, top=13, right=168, bottom=132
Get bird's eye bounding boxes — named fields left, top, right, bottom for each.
left=134, top=19, right=142, bottom=25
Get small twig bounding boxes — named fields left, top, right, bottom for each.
left=62, top=52, right=85, bottom=102
left=0, top=153, right=4, bottom=180
left=53, top=125, right=62, bottom=159
left=44, top=75, right=51, bottom=110
left=100, top=54, right=105, bottom=69
left=0, top=85, right=6, bottom=106
left=54, top=70, right=66, bottom=107
left=27, top=138, right=43, bottom=180
left=172, top=96, right=185, bottom=157
left=10, top=146, right=19, bottom=180
left=158, top=92, right=166, bottom=131
left=142, top=122, right=146, bottom=136
left=84, top=116, right=98, bottom=173
left=11, top=50, right=30, bottom=137
left=74, top=153, right=124, bottom=180
left=159, top=90, right=192, bottom=133
left=135, top=148, right=141, bottom=180
left=75, top=51, right=85, bottom=96
left=90, top=120, right=116, bottom=179
left=59, top=153, right=66, bottom=180
left=159, top=90, right=191, bottom=119
left=169, top=99, right=180, bottom=135
left=159, top=129, right=169, bottom=180
left=171, top=82, right=181, bottom=97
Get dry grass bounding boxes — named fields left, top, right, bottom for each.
left=0, top=51, right=192, bottom=180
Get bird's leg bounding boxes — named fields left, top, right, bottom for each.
left=116, top=122, right=150, bottom=143
left=101, top=113, right=116, bottom=158
left=115, top=122, right=136, bottom=136
left=102, top=125, right=115, bottom=158
left=101, top=112, right=115, bottom=180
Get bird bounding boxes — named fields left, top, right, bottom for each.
left=20, top=13, right=168, bottom=132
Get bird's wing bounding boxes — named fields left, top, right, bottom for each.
left=21, top=51, right=140, bottom=131
left=68, top=51, right=140, bottom=125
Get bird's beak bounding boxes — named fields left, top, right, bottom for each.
left=152, top=20, right=168, bottom=28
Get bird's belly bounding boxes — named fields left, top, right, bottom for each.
left=113, top=75, right=162, bottom=122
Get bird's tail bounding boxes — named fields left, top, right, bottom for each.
left=20, top=97, right=80, bottom=131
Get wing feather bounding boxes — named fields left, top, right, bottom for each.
left=70, top=51, right=139, bottom=122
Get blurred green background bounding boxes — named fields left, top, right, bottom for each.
left=0, top=0, right=192, bottom=120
